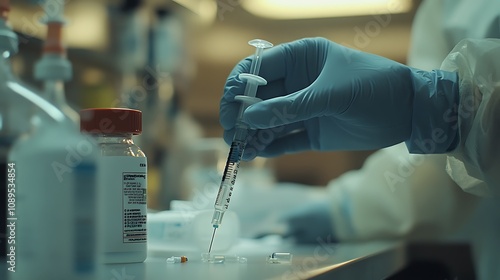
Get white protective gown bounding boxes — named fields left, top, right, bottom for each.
left=327, top=0, right=500, bottom=279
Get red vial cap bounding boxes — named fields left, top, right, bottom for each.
left=80, top=108, right=142, bottom=135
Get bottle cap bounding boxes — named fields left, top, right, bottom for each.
left=80, top=108, right=142, bottom=135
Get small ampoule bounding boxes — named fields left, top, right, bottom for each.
left=201, top=253, right=247, bottom=264
left=166, top=256, right=188, bottom=264
left=267, top=252, right=293, bottom=264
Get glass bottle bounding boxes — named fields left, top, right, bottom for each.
left=80, top=108, right=147, bottom=264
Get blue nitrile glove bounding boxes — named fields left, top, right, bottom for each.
left=282, top=199, right=337, bottom=244
left=220, top=38, right=459, bottom=160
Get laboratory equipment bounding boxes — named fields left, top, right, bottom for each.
left=166, top=256, right=188, bottom=263
left=34, top=0, right=79, bottom=123
left=201, top=253, right=247, bottom=264
left=110, top=0, right=147, bottom=110
left=5, top=59, right=101, bottom=280
left=209, top=39, right=273, bottom=253
left=80, top=108, right=148, bottom=264
left=267, top=252, right=293, bottom=264
left=3, top=4, right=100, bottom=279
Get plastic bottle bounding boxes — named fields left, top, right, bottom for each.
left=1, top=7, right=101, bottom=277
left=80, top=108, right=148, bottom=264
left=10, top=119, right=100, bottom=280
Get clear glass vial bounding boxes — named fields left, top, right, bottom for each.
left=81, top=108, right=148, bottom=264
left=201, top=253, right=247, bottom=264
left=267, top=252, right=293, bottom=264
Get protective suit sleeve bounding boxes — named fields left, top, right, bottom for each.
left=440, top=38, right=500, bottom=196
left=328, top=143, right=478, bottom=241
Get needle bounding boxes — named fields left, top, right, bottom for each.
left=208, top=227, right=217, bottom=253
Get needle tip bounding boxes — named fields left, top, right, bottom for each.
left=208, top=227, right=217, bottom=253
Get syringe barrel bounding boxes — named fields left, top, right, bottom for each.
left=238, top=80, right=260, bottom=122
left=210, top=39, right=272, bottom=230
left=233, top=126, right=248, bottom=142
left=249, top=47, right=264, bottom=75
left=212, top=138, right=245, bottom=226
left=211, top=209, right=224, bottom=227
left=235, top=102, right=249, bottom=129
left=243, top=81, right=259, bottom=99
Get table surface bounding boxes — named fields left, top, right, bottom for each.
left=101, top=239, right=406, bottom=280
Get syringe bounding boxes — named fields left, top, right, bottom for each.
left=208, top=39, right=273, bottom=253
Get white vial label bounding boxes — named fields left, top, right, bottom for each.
left=100, top=157, right=147, bottom=258
left=122, top=170, right=147, bottom=243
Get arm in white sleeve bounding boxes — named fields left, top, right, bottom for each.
left=328, top=143, right=479, bottom=241
left=440, top=38, right=500, bottom=196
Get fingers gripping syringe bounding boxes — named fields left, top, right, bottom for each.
left=208, top=39, right=273, bottom=253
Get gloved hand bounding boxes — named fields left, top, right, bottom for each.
left=220, top=38, right=459, bottom=160
left=281, top=199, right=337, bottom=244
